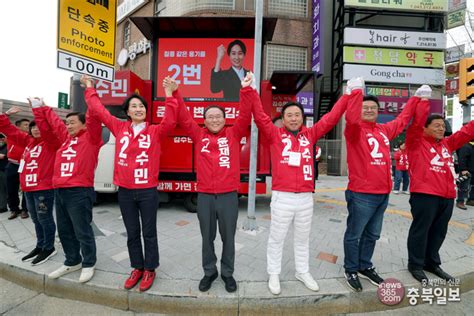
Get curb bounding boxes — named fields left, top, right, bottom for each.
left=1, top=243, right=473, bottom=315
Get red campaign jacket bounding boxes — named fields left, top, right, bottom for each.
left=394, top=149, right=409, bottom=171
left=407, top=102, right=474, bottom=199
left=344, top=95, right=422, bottom=194
left=85, top=88, right=178, bottom=189
left=253, top=90, right=363, bottom=193
left=7, top=138, right=26, bottom=163
left=33, top=106, right=103, bottom=188
left=174, top=87, right=252, bottom=193
left=0, top=114, right=60, bottom=192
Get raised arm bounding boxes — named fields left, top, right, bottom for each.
left=164, top=77, right=201, bottom=141
left=230, top=73, right=254, bottom=138
left=81, top=75, right=122, bottom=136
left=30, top=97, right=68, bottom=144
left=157, top=77, right=179, bottom=139
left=382, top=96, right=420, bottom=140
left=312, top=89, right=362, bottom=141
left=446, top=120, right=474, bottom=152
left=405, top=98, right=430, bottom=150
left=0, top=107, right=31, bottom=146
left=344, top=77, right=365, bottom=143
left=210, top=45, right=226, bottom=93
left=251, top=88, right=279, bottom=144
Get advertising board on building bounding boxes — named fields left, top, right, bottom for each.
left=343, top=64, right=444, bottom=85
left=344, top=28, right=446, bottom=49
left=445, top=45, right=465, bottom=63
left=445, top=62, right=459, bottom=78
left=311, top=0, right=322, bottom=74
left=445, top=78, right=459, bottom=95
left=57, top=0, right=116, bottom=81
left=345, top=0, right=449, bottom=12
left=117, top=0, right=148, bottom=23
left=343, top=46, right=444, bottom=68
left=156, top=38, right=254, bottom=102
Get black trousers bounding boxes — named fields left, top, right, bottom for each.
left=407, top=193, right=454, bottom=270
left=118, top=187, right=159, bottom=270
left=6, top=162, right=26, bottom=213
left=197, top=191, right=239, bottom=277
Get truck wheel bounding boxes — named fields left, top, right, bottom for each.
left=184, top=193, right=198, bottom=213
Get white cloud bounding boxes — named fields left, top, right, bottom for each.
left=0, top=1, right=72, bottom=107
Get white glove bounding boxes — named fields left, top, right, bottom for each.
left=415, top=85, right=432, bottom=98
left=27, top=97, right=44, bottom=108
left=346, top=77, right=365, bottom=95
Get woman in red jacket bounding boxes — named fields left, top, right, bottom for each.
left=0, top=105, right=60, bottom=266
left=168, top=74, right=253, bottom=293
left=81, top=75, right=178, bottom=292
left=406, top=100, right=474, bottom=283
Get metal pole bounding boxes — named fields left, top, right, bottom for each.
left=242, top=0, right=263, bottom=231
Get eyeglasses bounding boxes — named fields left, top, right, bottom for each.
left=206, top=115, right=224, bottom=121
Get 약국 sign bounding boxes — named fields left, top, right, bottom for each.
left=344, top=46, right=444, bottom=68
left=343, top=64, right=444, bottom=85
left=344, top=28, right=446, bottom=49
left=345, top=0, right=448, bottom=12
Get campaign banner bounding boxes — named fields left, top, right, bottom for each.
left=343, top=64, right=445, bottom=85
left=344, top=28, right=446, bottom=50
left=152, top=101, right=242, bottom=125
left=156, top=38, right=255, bottom=102
left=345, top=0, right=448, bottom=12
left=377, top=96, right=444, bottom=115
left=95, top=71, right=147, bottom=105
left=343, top=46, right=444, bottom=68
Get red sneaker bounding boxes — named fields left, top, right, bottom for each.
left=139, top=270, right=156, bottom=292
left=124, top=269, right=143, bottom=289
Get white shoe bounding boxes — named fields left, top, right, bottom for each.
left=79, top=266, right=95, bottom=283
left=268, top=274, right=281, bottom=295
left=402, top=191, right=410, bottom=195
left=392, top=190, right=400, bottom=194
left=48, top=264, right=82, bottom=279
left=295, top=272, right=319, bottom=291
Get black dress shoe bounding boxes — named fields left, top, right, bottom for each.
left=198, top=272, right=218, bottom=292
left=221, top=275, right=237, bottom=293
left=424, top=266, right=455, bottom=281
left=409, top=269, right=428, bottom=283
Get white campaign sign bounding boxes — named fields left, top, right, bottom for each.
left=57, top=51, right=115, bottom=81
left=344, top=28, right=446, bottom=49
left=343, top=64, right=444, bottom=85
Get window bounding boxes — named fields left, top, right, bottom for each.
left=265, top=44, right=307, bottom=79
left=123, top=21, right=131, bottom=48
left=268, top=0, right=308, bottom=18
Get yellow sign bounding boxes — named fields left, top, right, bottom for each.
left=58, top=0, right=116, bottom=66
left=345, top=0, right=448, bottom=12
left=344, top=46, right=444, bottom=68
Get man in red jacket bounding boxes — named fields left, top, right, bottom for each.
left=393, top=142, right=409, bottom=194
left=28, top=97, right=103, bottom=284
left=169, top=73, right=253, bottom=293
left=342, top=80, right=429, bottom=292
left=252, top=77, right=363, bottom=295
left=406, top=102, right=474, bottom=283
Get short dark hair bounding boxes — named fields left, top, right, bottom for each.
left=281, top=102, right=304, bottom=117
left=425, top=113, right=444, bottom=127
left=363, top=95, right=380, bottom=107
left=15, top=118, right=29, bottom=126
left=204, top=105, right=225, bottom=119
left=28, top=120, right=37, bottom=135
left=227, top=40, right=246, bottom=55
left=122, top=94, right=148, bottom=119
left=66, top=112, right=86, bottom=124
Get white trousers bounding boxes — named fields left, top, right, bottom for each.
left=266, top=191, right=314, bottom=275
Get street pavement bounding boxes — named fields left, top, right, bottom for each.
left=0, top=175, right=473, bottom=315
